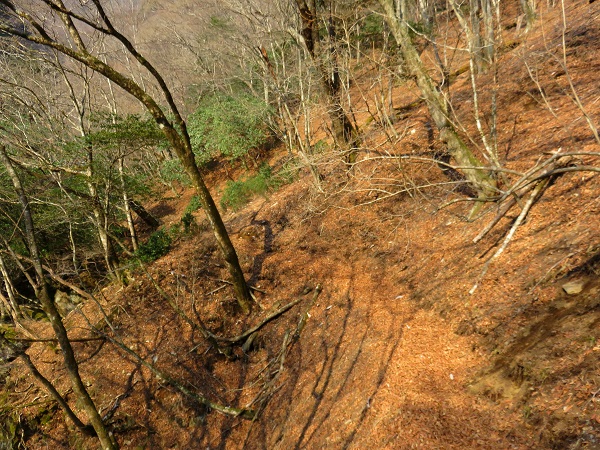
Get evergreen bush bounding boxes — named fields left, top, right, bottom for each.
left=188, top=92, right=271, bottom=165
left=135, top=229, right=172, bottom=262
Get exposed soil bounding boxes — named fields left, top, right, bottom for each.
left=2, top=1, right=600, bottom=449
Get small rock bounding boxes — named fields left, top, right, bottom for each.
left=562, top=280, right=585, bottom=295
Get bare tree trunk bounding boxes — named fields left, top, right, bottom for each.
left=0, top=145, right=118, bottom=450
left=520, top=0, right=537, bottom=31
left=0, top=333, right=94, bottom=434
left=89, top=186, right=120, bottom=278
left=294, top=0, right=359, bottom=156
left=378, top=0, right=496, bottom=198
left=20, top=350, right=95, bottom=435
left=118, top=157, right=139, bottom=251
left=469, top=0, right=484, bottom=73
left=0, top=252, right=21, bottom=321
left=0, top=1, right=253, bottom=313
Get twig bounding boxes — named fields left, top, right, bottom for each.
left=528, top=252, right=577, bottom=293
left=140, top=262, right=228, bottom=355
left=209, top=289, right=320, bottom=344
left=470, top=179, right=550, bottom=294
left=295, top=284, right=323, bottom=337
left=11, top=336, right=105, bottom=343
left=206, top=284, right=227, bottom=296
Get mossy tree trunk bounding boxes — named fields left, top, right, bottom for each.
left=378, top=0, right=497, bottom=198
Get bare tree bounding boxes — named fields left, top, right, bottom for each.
left=293, top=0, right=360, bottom=157
left=0, top=0, right=253, bottom=312
left=378, top=0, right=497, bottom=203
left=0, top=144, right=117, bottom=450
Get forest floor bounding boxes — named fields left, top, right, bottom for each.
left=3, top=1, right=600, bottom=449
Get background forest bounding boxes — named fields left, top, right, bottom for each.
left=0, top=0, right=599, bottom=448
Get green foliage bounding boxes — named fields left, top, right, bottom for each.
left=87, top=113, right=165, bottom=148
left=188, top=92, right=271, bottom=165
left=354, top=13, right=389, bottom=48
left=271, top=159, right=299, bottom=189
left=209, top=15, right=230, bottom=29
left=135, top=228, right=172, bottom=262
left=160, top=159, right=191, bottom=187
left=361, top=13, right=385, bottom=38
left=184, top=195, right=202, bottom=216
left=221, top=164, right=271, bottom=211
left=0, top=375, right=28, bottom=450
left=407, top=20, right=433, bottom=39
left=181, top=195, right=202, bottom=233
left=220, top=163, right=295, bottom=211
left=181, top=212, right=195, bottom=234
left=0, top=407, right=24, bottom=449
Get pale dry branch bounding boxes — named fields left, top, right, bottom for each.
left=470, top=176, right=551, bottom=294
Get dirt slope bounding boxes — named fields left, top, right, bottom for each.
left=2, top=0, right=599, bottom=449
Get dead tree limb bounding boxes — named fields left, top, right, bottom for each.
left=473, top=155, right=576, bottom=243
left=470, top=177, right=551, bottom=294
left=209, top=291, right=318, bottom=344
left=242, top=284, right=323, bottom=436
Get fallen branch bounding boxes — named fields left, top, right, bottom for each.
left=473, top=155, right=576, bottom=243
left=472, top=194, right=518, bottom=243
left=242, top=284, right=323, bottom=446
left=0, top=332, right=94, bottom=435
left=470, top=178, right=551, bottom=294
left=89, top=324, right=255, bottom=419
left=11, top=336, right=105, bottom=343
left=209, top=292, right=316, bottom=344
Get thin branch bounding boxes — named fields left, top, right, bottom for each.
left=470, top=177, right=551, bottom=294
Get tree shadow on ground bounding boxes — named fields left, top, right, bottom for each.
left=239, top=268, right=414, bottom=450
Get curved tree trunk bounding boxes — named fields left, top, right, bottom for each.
left=0, top=145, right=118, bottom=450
left=0, top=1, right=253, bottom=313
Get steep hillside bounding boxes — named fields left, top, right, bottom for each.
left=1, top=1, right=599, bottom=449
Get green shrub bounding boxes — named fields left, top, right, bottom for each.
left=160, top=159, right=191, bottom=187
left=220, top=163, right=296, bottom=211
left=135, top=229, right=172, bottom=262
left=188, top=92, right=271, bottom=165
left=181, top=195, right=203, bottom=233
left=181, top=212, right=195, bottom=233
left=270, top=158, right=298, bottom=189
left=184, top=195, right=202, bottom=216
left=355, top=13, right=387, bottom=48
left=0, top=406, right=24, bottom=449
left=220, top=165, right=271, bottom=211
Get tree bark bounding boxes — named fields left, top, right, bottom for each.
left=378, top=0, right=496, bottom=198
left=0, top=0, right=253, bottom=313
left=127, top=199, right=159, bottom=230
left=0, top=145, right=118, bottom=450
left=20, top=350, right=95, bottom=436
left=0, top=252, right=21, bottom=321
left=119, top=158, right=139, bottom=251
left=293, top=0, right=359, bottom=154
left=87, top=180, right=120, bottom=279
